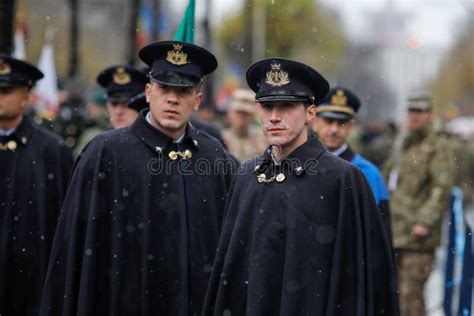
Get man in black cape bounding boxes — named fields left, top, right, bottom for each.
left=40, top=41, right=235, bottom=315
left=203, top=58, right=399, bottom=315
left=0, top=54, right=73, bottom=315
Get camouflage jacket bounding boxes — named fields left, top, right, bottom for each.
left=222, top=126, right=268, bottom=162
left=383, top=125, right=456, bottom=251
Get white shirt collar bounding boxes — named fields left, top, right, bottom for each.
left=330, top=143, right=348, bottom=157
left=0, top=127, right=17, bottom=137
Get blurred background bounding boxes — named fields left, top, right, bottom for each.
left=0, top=0, right=473, bottom=124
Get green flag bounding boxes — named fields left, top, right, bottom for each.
left=173, top=0, right=195, bottom=43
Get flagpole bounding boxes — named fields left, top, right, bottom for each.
left=68, top=0, right=79, bottom=78
left=152, top=0, right=161, bottom=41
left=12, top=0, right=26, bottom=59
left=128, top=0, right=140, bottom=65
left=203, top=0, right=214, bottom=109
left=0, top=0, right=15, bottom=54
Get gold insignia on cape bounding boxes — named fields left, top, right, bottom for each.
left=166, top=44, right=188, bottom=66
left=331, top=90, right=347, bottom=107
left=265, top=63, right=290, bottom=87
left=168, top=150, right=192, bottom=160
left=0, top=60, right=12, bottom=75
left=113, top=67, right=131, bottom=85
left=7, top=140, right=17, bottom=151
left=0, top=140, right=17, bottom=152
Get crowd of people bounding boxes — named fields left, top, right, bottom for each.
left=1, top=39, right=473, bottom=315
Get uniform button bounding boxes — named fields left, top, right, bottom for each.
left=276, top=173, right=286, bottom=183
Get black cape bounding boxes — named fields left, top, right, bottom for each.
left=338, top=145, right=393, bottom=247
left=203, top=136, right=399, bottom=315
left=40, top=111, right=236, bottom=315
left=0, top=116, right=73, bottom=315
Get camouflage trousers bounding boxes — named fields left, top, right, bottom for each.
left=395, top=249, right=435, bottom=316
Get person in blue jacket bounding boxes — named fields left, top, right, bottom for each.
left=311, top=87, right=392, bottom=245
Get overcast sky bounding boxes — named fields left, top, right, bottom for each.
left=172, top=0, right=472, bottom=50
left=319, top=0, right=471, bottom=48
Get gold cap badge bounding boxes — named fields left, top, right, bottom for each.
left=166, top=44, right=188, bottom=66
left=0, top=59, right=12, bottom=75
left=331, top=90, right=347, bottom=107
left=113, top=67, right=131, bottom=85
left=265, top=63, right=290, bottom=87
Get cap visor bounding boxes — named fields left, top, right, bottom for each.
left=150, top=71, right=201, bottom=87
left=256, top=95, right=310, bottom=103
left=317, top=111, right=353, bottom=120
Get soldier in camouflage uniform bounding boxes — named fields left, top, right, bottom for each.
left=222, top=88, right=267, bottom=162
left=383, top=92, right=456, bottom=316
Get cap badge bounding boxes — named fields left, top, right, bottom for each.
left=113, top=67, right=131, bottom=85
left=0, top=60, right=12, bottom=75
left=166, top=44, right=188, bottom=66
left=331, top=90, right=347, bottom=107
left=265, top=63, right=290, bottom=87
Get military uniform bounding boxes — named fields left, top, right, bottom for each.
left=40, top=42, right=235, bottom=315
left=222, top=88, right=267, bottom=162
left=203, top=58, right=399, bottom=315
left=384, top=93, right=456, bottom=316
left=0, top=54, right=73, bottom=315
left=73, top=90, right=111, bottom=158
left=222, top=125, right=267, bottom=162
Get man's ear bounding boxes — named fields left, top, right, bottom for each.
left=306, top=104, right=316, bottom=124
left=194, top=93, right=203, bottom=111
left=145, top=83, right=152, bottom=102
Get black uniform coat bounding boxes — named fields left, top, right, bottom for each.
left=0, top=116, right=73, bottom=315
left=203, top=136, right=399, bottom=315
left=338, top=145, right=393, bottom=248
left=40, top=110, right=235, bottom=315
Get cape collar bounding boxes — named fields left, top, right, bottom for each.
left=0, top=115, right=35, bottom=147
left=254, top=135, right=327, bottom=176
left=131, top=110, right=200, bottom=154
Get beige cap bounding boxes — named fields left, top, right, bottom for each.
left=407, top=91, right=433, bottom=111
left=228, top=88, right=256, bottom=114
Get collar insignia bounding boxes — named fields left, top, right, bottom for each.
left=166, top=44, right=188, bottom=66
left=265, top=63, right=290, bottom=87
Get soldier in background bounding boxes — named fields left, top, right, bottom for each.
left=383, top=92, right=456, bottom=316
left=0, top=54, right=73, bottom=315
left=54, top=93, right=87, bottom=150
left=73, top=89, right=111, bottom=158
left=97, top=65, right=148, bottom=129
left=311, top=87, right=392, bottom=245
left=360, top=120, right=398, bottom=169
left=222, top=88, right=267, bottom=162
